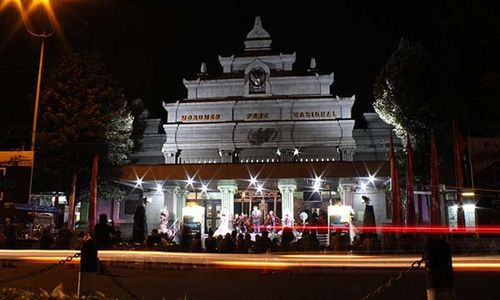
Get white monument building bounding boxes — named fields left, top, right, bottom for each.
left=110, top=17, right=401, bottom=240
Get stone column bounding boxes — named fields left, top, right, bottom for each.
left=339, top=183, right=356, bottom=207
left=219, top=149, right=235, bottom=163
left=218, top=185, right=237, bottom=218
left=163, top=186, right=180, bottom=221
left=280, top=149, right=296, bottom=162
left=162, top=144, right=180, bottom=164
left=176, top=190, right=189, bottom=222
left=278, top=183, right=297, bottom=219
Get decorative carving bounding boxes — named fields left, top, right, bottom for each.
left=247, top=128, right=276, bottom=145
left=249, top=67, right=266, bottom=94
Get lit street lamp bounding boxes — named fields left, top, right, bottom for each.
left=2, top=0, right=55, bottom=196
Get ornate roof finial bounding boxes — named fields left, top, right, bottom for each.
left=254, top=16, right=263, bottom=28
left=310, top=57, right=317, bottom=69
left=200, top=62, right=207, bottom=74
left=308, top=57, right=318, bottom=72
left=244, top=16, right=272, bottom=51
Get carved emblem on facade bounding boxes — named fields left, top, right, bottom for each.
left=249, top=67, right=266, bottom=94
left=247, top=128, right=277, bottom=145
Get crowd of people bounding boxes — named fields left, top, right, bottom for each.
left=175, top=227, right=322, bottom=253
left=2, top=210, right=500, bottom=256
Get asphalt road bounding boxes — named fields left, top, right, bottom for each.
left=1, top=259, right=500, bottom=300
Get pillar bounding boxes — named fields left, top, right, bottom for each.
left=219, top=149, right=235, bottom=163
left=162, top=144, right=180, bottom=164
left=218, top=185, right=237, bottom=219
left=339, top=183, right=356, bottom=207
left=280, top=148, right=296, bottom=162
left=176, top=190, right=189, bottom=223
left=163, top=186, right=183, bottom=221
left=278, top=183, right=296, bottom=219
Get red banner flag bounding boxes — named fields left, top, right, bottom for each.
left=453, top=121, right=466, bottom=228
left=430, top=132, right=441, bottom=226
left=67, top=172, right=77, bottom=229
left=88, top=153, right=99, bottom=232
left=390, top=131, right=402, bottom=226
left=406, top=135, right=415, bottom=226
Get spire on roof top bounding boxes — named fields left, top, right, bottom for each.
left=198, top=62, right=207, bottom=77
left=307, top=57, right=318, bottom=73
left=244, top=16, right=272, bottom=51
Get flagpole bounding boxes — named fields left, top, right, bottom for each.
left=467, top=139, right=475, bottom=194
left=453, top=121, right=466, bottom=228
left=406, top=134, right=415, bottom=227
left=430, top=131, right=441, bottom=226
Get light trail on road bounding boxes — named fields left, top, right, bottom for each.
left=2, top=250, right=500, bottom=271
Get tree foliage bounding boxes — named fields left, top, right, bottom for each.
left=374, top=2, right=500, bottom=181
left=373, top=38, right=435, bottom=143
left=34, top=49, right=133, bottom=193
left=78, top=180, right=127, bottom=203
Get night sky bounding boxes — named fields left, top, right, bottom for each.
left=0, top=0, right=487, bottom=148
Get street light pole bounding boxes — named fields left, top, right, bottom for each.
left=30, top=34, right=45, bottom=153
left=28, top=32, right=50, bottom=198
left=14, top=1, right=55, bottom=199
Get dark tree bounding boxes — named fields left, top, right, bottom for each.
left=34, top=49, right=133, bottom=193
left=374, top=38, right=435, bottom=143
left=374, top=2, right=500, bottom=181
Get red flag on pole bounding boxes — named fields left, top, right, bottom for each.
left=88, top=153, right=99, bottom=232
left=430, top=132, right=441, bottom=226
left=389, top=131, right=402, bottom=226
left=406, top=135, right=415, bottom=226
left=67, top=172, right=77, bottom=229
left=453, top=121, right=466, bottom=228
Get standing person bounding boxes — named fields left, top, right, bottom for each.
left=39, top=225, right=54, bottom=249
left=145, top=229, right=163, bottom=249
left=251, top=206, right=262, bottom=233
left=213, top=209, right=231, bottom=237
left=266, top=211, right=280, bottom=233
left=1, top=217, right=17, bottom=267
left=191, top=232, right=202, bottom=252
left=238, top=213, right=248, bottom=234
left=132, top=205, right=147, bottom=245
left=55, top=222, right=73, bottom=249
left=205, top=229, right=217, bottom=253
left=310, top=209, right=319, bottom=234
left=180, top=224, right=192, bottom=252
left=94, top=213, right=115, bottom=249
left=233, top=214, right=240, bottom=234
left=159, top=208, right=169, bottom=236
left=258, top=200, right=268, bottom=223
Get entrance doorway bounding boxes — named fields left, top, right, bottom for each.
left=204, top=200, right=221, bottom=232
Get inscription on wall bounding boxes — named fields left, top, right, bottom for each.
left=181, top=114, right=221, bottom=121
left=246, top=113, right=269, bottom=120
left=293, top=111, right=336, bottom=119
